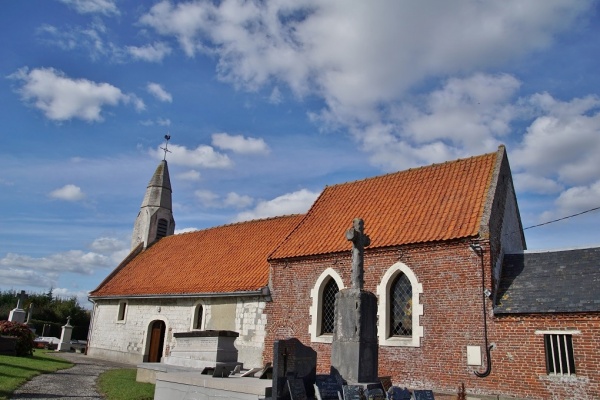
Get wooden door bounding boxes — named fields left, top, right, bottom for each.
left=148, top=320, right=166, bottom=363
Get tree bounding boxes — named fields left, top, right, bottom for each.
left=0, top=289, right=91, bottom=340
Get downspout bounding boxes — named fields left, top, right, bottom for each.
left=471, top=242, right=493, bottom=378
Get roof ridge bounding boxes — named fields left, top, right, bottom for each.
left=325, top=150, right=499, bottom=190
left=173, top=213, right=305, bottom=237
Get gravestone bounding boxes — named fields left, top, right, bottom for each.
left=315, top=375, right=342, bottom=400
left=8, top=290, right=27, bottom=323
left=342, top=385, right=364, bottom=400
left=413, top=389, right=435, bottom=400
left=379, top=377, right=392, bottom=393
left=365, top=383, right=386, bottom=400
left=57, top=316, right=74, bottom=352
left=272, top=338, right=317, bottom=400
left=389, top=387, right=412, bottom=400
left=0, top=336, right=18, bottom=356
left=331, top=219, right=378, bottom=384
left=288, top=378, right=308, bottom=400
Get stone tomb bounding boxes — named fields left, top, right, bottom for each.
left=272, top=338, right=317, bottom=400
left=162, top=330, right=242, bottom=371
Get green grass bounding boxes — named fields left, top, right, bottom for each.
left=0, top=349, right=74, bottom=400
left=98, top=368, right=155, bottom=400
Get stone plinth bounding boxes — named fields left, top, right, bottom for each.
left=8, top=308, right=26, bottom=323
left=57, top=323, right=73, bottom=352
left=330, top=288, right=378, bottom=383
left=163, top=330, right=241, bottom=370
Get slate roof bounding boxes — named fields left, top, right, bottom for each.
left=90, top=214, right=303, bottom=297
left=494, top=247, right=600, bottom=314
left=269, top=149, right=499, bottom=260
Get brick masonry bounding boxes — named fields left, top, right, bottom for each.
left=265, top=241, right=600, bottom=399
left=263, top=152, right=599, bottom=400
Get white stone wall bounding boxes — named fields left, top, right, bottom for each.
left=87, top=296, right=268, bottom=368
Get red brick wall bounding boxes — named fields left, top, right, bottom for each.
left=264, top=241, right=600, bottom=399
left=489, top=313, right=600, bottom=399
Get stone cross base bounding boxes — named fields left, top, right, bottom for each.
left=8, top=309, right=26, bottom=324
left=57, top=325, right=74, bottom=352
left=331, top=289, right=378, bottom=383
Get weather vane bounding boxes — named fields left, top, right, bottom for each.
left=161, top=134, right=171, bottom=160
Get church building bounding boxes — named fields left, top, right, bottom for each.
left=87, top=146, right=600, bottom=399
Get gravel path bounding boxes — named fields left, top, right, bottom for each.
left=10, top=352, right=134, bottom=400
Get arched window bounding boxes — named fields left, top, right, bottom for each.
left=320, top=278, right=339, bottom=335
left=309, top=268, right=344, bottom=343
left=377, top=262, right=424, bottom=347
left=156, top=218, right=168, bottom=239
left=191, top=301, right=206, bottom=330
left=390, top=273, right=412, bottom=336
left=195, top=304, right=203, bottom=330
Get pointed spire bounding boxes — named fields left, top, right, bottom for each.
left=131, top=138, right=176, bottom=250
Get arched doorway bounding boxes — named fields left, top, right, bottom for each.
left=147, top=320, right=166, bottom=363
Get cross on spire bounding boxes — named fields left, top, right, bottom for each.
left=161, top=134, right=172, bottom=160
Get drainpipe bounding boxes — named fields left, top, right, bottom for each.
left=470, top=242, right=493, bottom=378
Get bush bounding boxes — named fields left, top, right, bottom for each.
left=0, top=320, right=35, bottom=356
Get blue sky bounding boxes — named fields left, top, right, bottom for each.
left=1, top=0, right=600, bottom=307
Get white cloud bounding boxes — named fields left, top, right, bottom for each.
left=140, top=117, right=171, bottom=126
left=138, top=0, right=592, bottom=177
left=212, top=132, right=270, bottom=155
left=0, top=268, right=56, bottom=289
left=175, top=227, right=199, bottom=234
left=151, top=143, right=232, bottom=168
left=49, top=184, right=86, bottom=201
left=0, top=251, right=111, bottom=275
left=540, top=181, right=600, bottom=221
left=58, top=0, right=119, bottom=15
left=178, top=170, right=201, bottom=181
left=194, top=190, right=253, bottom=209
left=89, top=237, right=127, bottom=254
left=513, top=173, right=564, bottom=195
left=37, top=21, right=125, bottom=62
left=9, top=67, right=139, bottom=122
left=512, top=94, right=600, bottom=187
left=194, top=190, right=219, bottom=207
left=147, top=82, right=173, bottom=102
left=127, top=42, right=172, bottom=62
left=234, top=189, right=319, bottom=221
left=52, top=288, right=93, bottom=306
left=140, top=0, right=590, bottom=111
left=224, top=192, right=254, bottom=209
left=268, top=87, right=283, bottom=104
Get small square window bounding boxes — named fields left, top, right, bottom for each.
left=544, top=334, right=575, bottom=375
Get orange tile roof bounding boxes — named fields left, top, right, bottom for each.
left=90, top=214, right=304, bottom=297
left=269, top=150, right=499, bottom=260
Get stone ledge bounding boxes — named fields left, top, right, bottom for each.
left=174, top=330, right=239, bottom=338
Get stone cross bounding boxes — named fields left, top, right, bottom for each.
left=15, top=290, right=27, bottom=310
left=346, top=218, right=370, bottom=290
left=66, top=316, right=72, bottom=326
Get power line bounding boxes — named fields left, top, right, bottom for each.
left=522, top=205, right=600, bottom=231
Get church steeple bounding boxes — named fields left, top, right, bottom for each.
left=131, top=138, right=176, bottom=250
